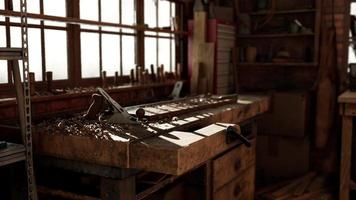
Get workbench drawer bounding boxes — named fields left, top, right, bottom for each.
left=212, top=139, right=256, bottom=191
left=213, top=166, right=255, bottom=200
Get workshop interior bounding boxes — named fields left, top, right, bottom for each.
left=0, top=0, right=355, bottom=199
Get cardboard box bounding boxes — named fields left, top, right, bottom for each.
left=256, top=135, right=310, bottom=182
left=257, top=91, right=311, bottom=138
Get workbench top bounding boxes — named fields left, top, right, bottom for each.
left=33, top=94, right=270, bottom=175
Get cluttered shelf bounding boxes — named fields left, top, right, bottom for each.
left=237, top=62, right=318, bottom=67
left=249, top=8, right=316, bottom=16
left=237, top=33, right=315, bottom=39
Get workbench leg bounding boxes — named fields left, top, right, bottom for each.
left=205, top=161, right=212, bottom=200
left=101, top=176, right=136, bottom=200
left=340, top=116, right=353, bottom=200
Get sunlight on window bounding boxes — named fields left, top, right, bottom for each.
left=43, top=0, right=66, bottom=26
left=28, top=28, right=42, bottom=81
left=45, top=30, right=68, bottom=80
left=0, top=2, right=3, bottom=21
left=171, top=38, right=176, bottom=72
left=158, top=1, right=170, bottom=28
left=0, top=26, right=6, bottom=47
left=102, top=34, right=120, bottom=76
left=351, top=3, right=356, bottom=15
left=81, top=32, right=100, bottom=78
left=101, top=0, right=119, bottom=32
left=122, top=36, right=136, bottom=75
left=0, top=61, right=7, bottom=84
left=158, top=38, right=170, bottom=70
left=10, top=27, right=21, bottom=48
left=80, top=0, right=99, bottom=30
left=0, top=25, right=6, bottom=83
left=145, top=0, right=157, bottom=28
left=145, top=37, right=157, bottom=69
left=122, top=1, right=135, bottom=25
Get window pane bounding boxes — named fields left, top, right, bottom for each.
left=145, top=37, right=157, bottom=69
left=122, top=0, right=135, bottom=33
left=0, top=61, right=7, bottom=84
left=351, top=3, right=356, bottom=15
left=102, top=34, right=120, bottom=76
left=158, top=38, right=170, bottom=71
left=81, top=32, right=100, bottom=78
left=28, top=28, right=42, bottom=81
left=171, top=38, right=176, bottom=72
left=101, top=0, right=119, bottom=31
left=10, top=27, right=24, bottom=80
left=10, top=27, right=22, bottom=48
left=144, top=0, right=156, bottom=28
left=80, top=0, right=99, bottom=30
left=44, top=0, right=66, bottom=26
left=122, top=35, right=135, bottom=75
left=0, top=26, right=6, bottom=47
left=45, top=30, right=68, bottom=80
left=0, top=2, right=3, bottom=21
left=158, top=1, right=170, bottom=28
left=122, top=0, right=135, bottom=25
left=0, top=25, right=7, bottom=83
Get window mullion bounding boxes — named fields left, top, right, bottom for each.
left=119, top=0, right=123, bottom=75
left=98, top=0, right=102, bottom=75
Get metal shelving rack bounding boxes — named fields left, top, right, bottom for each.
left=0, top=0, right=37, bottom=199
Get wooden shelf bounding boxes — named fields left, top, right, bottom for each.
left=250, top=8, right=316, bottom=16
left=237, top=62, right=318, bottom=67
left=237, top=33, right=314, bottom=39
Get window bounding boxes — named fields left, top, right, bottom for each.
left=45, top=30, right=68, bottom=80
left=81, top=32, right=100, bottom=78
left=0, top=24, right=6, bottom=83
left=1, top=0, right=69, bottom=84
left=79, top=0, right=136, bottom=78
left=144, top=1, right=176, bottom=72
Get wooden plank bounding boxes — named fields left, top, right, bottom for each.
left=33, top=95, right=270, bottom=173
left=0, top=48, right=23, bottom=60
left=33, top=133, right=130, bottom=168
left=130, top=123, right=240, bottom=175
left=0, top=143, right=25, bottom=158
left=191, top=12, right=207, bottom=95
left=197, top=43, right=215, bottom=94
left=339, top=116, right=353, bottom=200
left=0, top=153, right=26, bottom=167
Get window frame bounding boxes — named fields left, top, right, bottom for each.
left=0, top=0, right=183, bottom=95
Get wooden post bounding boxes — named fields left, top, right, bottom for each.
left=130, top=69, right=135, bottom=84
left=150, top=64, right=156, bottom=82
left=340, top=116, right=353, bottom=200
left=114, top=71, right=119, bottom=86
left=46, top=71, right=53, bottom=93
left=101, top=71, right=107, bottom=88
left=100, top=177, right=136, bottom=200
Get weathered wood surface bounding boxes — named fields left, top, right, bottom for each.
left=339, top=116, right=352, bottom=200
left=33, top=94, right=269, bottom=175
left=0, top=143, right=26, bottom=167
left=213, top=139, right=256, bottom=191
left=213, top=166, right=255, bottom=200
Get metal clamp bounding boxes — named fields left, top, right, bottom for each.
left=226, top=126, right=251, bottom=147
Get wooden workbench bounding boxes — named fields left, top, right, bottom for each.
left=33, top=94, right=270, bottom=199
left=339, top=91, right=356, bottom=200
